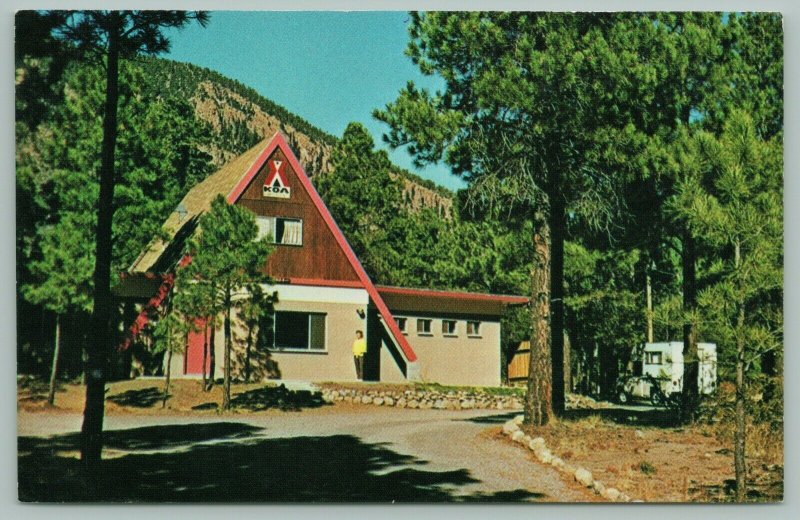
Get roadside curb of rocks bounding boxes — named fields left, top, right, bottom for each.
left=502, top=415, right=636, bottom=503
left=319, top=387, right=523, bottom=411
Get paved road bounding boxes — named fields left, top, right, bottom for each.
left=18, top=406, right=590, bottom=502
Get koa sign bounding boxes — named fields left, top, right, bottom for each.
left=263, top=159, right=291, bottom=199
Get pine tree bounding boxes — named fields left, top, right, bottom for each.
left=315, top=122, right=405, bottom=283
left=375, top=12, right=668, bottom=424
left=48, top=10, right=210, bottom=473
left=671, top=110, right=782, bottom=501
left=152, top=297, right=191, bottom=409
left=176, top=195, right=274, bottom=409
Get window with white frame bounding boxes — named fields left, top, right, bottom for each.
left=274, top=311, right=325, bottom=351
left=256, top=216, right=303, bottom=246
left=442, top=320, right=457, bottom=336
left=417, top=318, right=432, bottom=335
left=466, top=321, right=482, bottom=337
left=645, top=352, right=663, bottom=365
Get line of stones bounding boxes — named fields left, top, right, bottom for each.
left=320, top=388, right=523, bottom=411
left=502, top=415, right=635, bottom=503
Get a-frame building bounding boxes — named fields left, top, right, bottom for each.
left=117, top=132, right=526, bottom=386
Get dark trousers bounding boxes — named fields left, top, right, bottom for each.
left=354, top=355, right=364, bottom=380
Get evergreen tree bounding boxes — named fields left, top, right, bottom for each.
left=176, top=195, right=274, bottom=410
left=18, top=59, right=214, bottom=388
left=671, top=110, right=782, bottom=501
left=21, top=173, right=94, bottom=405
left=375, top=12, right=666, bottom=425
left=315, top=122, right=405, bottom=283
left=152, top=296, right=191, bottom=408
left=238, top=285, right=276, bottom=383
left=49, top=10, right=210, bottom=472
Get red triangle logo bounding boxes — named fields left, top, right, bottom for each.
left=262, top=159, right=291, bottom=198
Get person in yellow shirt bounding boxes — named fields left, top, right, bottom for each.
left=352, top=330, right=366, bottom=380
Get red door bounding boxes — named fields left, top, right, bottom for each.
left=184, top=318, right=210, bottom=375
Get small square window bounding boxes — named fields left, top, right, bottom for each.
left=256, top=216, right=303, bottom=246
left=417, top=319, right=432, bottom=335
left=645, top=352, right=663, bottom=365
left=442, top=320, right=457, bottom=336
left=467, top=321, right=482, bottom=337
left=396, top=317, right=407, bottom=333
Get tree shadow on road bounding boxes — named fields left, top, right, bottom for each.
left=560, top=407, right=682, bottom=427
left=457, top=406, right=684, bottom=429
left=230, top=385, right=327, bottom=412
left=459, top=412, right=520, bottom=424
left=18, top=422, right=545, bottom=503
left=190, top=384, right=329, bottom=412
left=107, top=387, right=164, bottom=408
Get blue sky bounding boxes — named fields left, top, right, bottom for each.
left=163, top=11, right=464, bottom=190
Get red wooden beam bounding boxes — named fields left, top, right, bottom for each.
left=117, top=255, right=193, bottom=352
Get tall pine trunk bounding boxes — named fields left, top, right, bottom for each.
left=206, top=321, right=216, bottom=391
left=201, top=323, right=208, bottom=388
left=162, top=349, right=172, bottom=409
left=47, top=314, right=62, bottom=406
left=223, top=291, right=232, bottom=410
left=245, top=327, right=253, bottom=383
left=524, top=210, right=553, bottom=426
left=734, top=241, right=747, bottom=501
left=646, top=269, right=654, bottom=343
left=81, top=22, right=119, bottom=474
left=550, top=184, right=566, bottom=416
left=682, top=228, right=700, bottom=420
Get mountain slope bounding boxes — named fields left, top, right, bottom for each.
left=139, top=57, right=453, bottom=216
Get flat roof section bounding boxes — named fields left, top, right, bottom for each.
left=376, top=285, right=529, bottom=317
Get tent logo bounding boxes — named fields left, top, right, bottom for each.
left=263, top=160, right=291, bottom=199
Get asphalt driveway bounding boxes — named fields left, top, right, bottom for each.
left=18, top=406, right=591, bottom=502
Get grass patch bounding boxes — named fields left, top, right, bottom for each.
left=638, top=461, right=657, bottom=475
left=414, top=382, right=525, bottom=397
left=319, top=381, right=525, bottom=398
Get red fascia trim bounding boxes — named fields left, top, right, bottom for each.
left=117, top=273, right=175, bottom=352
left=287, top=278, right=364, bottom=289
left=117, top=255, right=193, bottom=352
left=118, top=271, right=163, bottom=280
left=376, top=285, right=529, bottom=305
left=226, top=132, right=418, bottom=363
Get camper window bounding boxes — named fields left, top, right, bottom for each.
left=645, top=352, right=663, bottom=365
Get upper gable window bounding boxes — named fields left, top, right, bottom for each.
left=256, top=216, right=303, bottom=246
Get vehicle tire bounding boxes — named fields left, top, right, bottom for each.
left=650, top=392, right=664, bottom=407
left=618, top=391, right=629, bottom=404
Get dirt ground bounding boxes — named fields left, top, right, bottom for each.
left=521, top=410, right=783, bottom=503
left=17, top=377, right=336, bottom=417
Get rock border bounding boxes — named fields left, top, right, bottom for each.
left=320, top=387, right=523, bottom=411
left=502, top=415, right=635, bottom=503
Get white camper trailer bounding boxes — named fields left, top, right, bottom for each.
left=642, top=341, right=718, bottom=395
